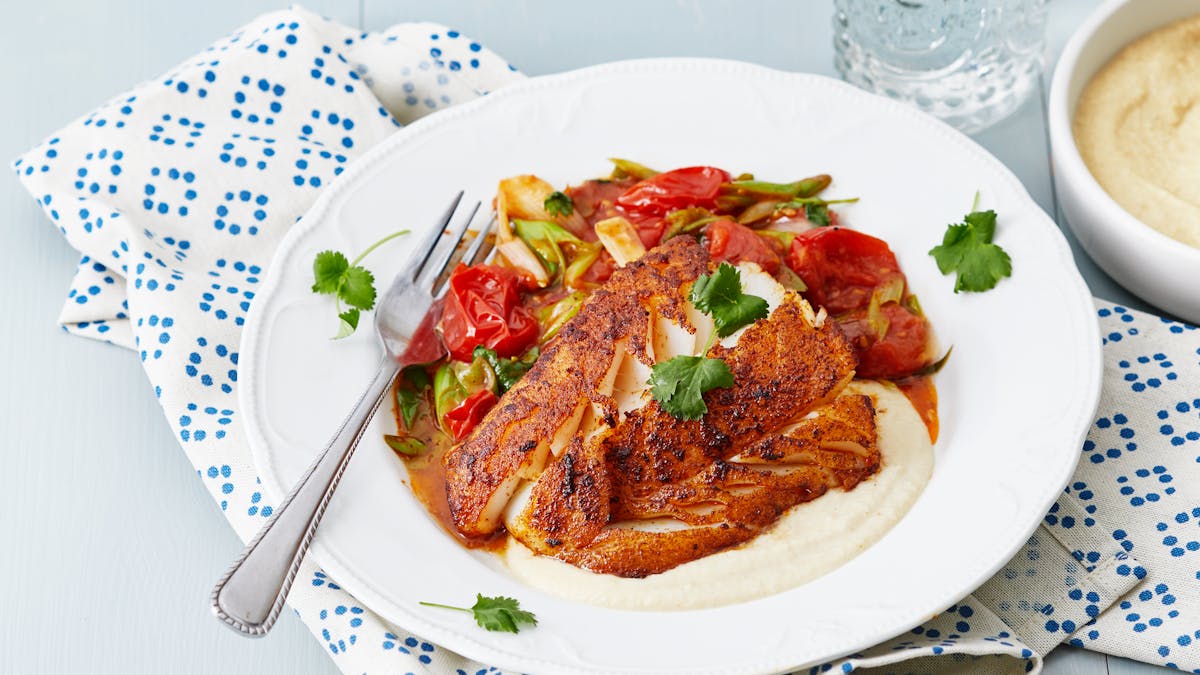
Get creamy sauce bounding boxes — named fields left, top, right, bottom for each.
left=502, top=380, right=934, bottom=610
left=1074, top=14, right=1200, bottom=249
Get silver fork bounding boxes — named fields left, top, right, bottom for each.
left=211, top=192, right=490, bottom=636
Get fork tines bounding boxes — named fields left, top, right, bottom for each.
left=411, top=193, right=493, bottom=295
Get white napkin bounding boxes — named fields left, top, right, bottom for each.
left=14, top=7, right=1199, bottom=673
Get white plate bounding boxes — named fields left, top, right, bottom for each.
left=241, top=59, right=1101, bottom=674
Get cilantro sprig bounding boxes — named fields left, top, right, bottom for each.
left=543, top=190, right=574, bottom=217
left=689, top=263, right=769, bottom=338
left=420, top=594, right=538, bottom=634
left=649, top=263, right=768, bottom=420
left=929, top=194, right=1012, bottom=293
left=648, top=355, right=735, bottom=421
left=311, top=229, right=409, bottom=338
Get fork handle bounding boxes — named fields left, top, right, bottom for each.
left=211, top=355, right=401, bottom=636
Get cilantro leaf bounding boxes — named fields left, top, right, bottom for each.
left=469, top=595, right=538, bottom=633
left=648, top=355, right=734, bottom=420
left=689, top=263, right=769, bottom=337
left=340, top=266, right=377, bottom=310
left=310, top=230, right=408, bottom=338
left=929, top=206, right=1012, bottom=293
left=335, top=308, right=360, bottom=339
left=952, top=242, right=1011, bottom=293
left=396, top=367, right=432, bottom=429
left=420, top=595, right=538, bottom=634
left=543, top=190, right=574, bottom=217
left=312, top=251, right=349, bottom=294
left=964, top=209, right=997, bottom=241
left=803, top=202, right=831, bottom=227
left=930, top=224, right=971, bottom=274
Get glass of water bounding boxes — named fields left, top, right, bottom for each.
left=833, top=0, right=1048, bottom=134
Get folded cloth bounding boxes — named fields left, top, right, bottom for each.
left=13, top=7, right=1199, bottom=673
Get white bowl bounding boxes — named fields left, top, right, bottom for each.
left=1048, top=0, right=1200, bottom=323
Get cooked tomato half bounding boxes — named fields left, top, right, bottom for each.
left=836, top=303, right=933, bottom=379
left=705, top=219, right=783, bottom=275
left=440, top=264, right=539, bottom=363
left=616, top=166, right=731, bottom=219
left=786, top=227, right=904, bottom=315
left=443, top=389, right=498, bottom=441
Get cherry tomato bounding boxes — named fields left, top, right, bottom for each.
left=787, top=227, right=905, bottom=315
left=567, top=177, right=666, bottom=248
left=634, top=218, right=669, bottom=249
left=836, top=303, right=933, bottom=379
left=443, top=389, right=498, bottom=441
left=441, top=264, right=538, bottom=363
left=705, top=219, right=783, bottom=275
left=567, top=178, right=635, bottom=230
left=616, top=166, right=731, bottom=218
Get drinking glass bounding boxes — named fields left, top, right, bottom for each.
left=833, top=0, right=1048, bottom=134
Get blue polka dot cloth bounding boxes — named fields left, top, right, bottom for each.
left=11, top=7, right=1200, bottom=674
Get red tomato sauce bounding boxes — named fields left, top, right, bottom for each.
left=389, top=388, right=507, bottom=550
left=898, top=375, right=939, bottom=443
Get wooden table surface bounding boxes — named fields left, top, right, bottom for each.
left=0, top=0, right=1166, bottom=673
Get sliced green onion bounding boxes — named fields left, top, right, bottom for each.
left=736, top=199, right=782, bottom=225
left=535, top=291, right=587, bottom=343
left=912, top=347, right=953, bottom=377
left=756, top=229, right=796, bottom=250
left=473, top=345, right=538, bottom=393
left=662, top=207, right=719, bottom=241
left=866, top=292, right=890, bottom=341
left=384, top=434, right=425, bottom=456
left=513, top=219, right=600, bottom=289
left=722, top=174, right=831, bottom=198
left=433, top=363, right=469, bottom=429
left=866, top=278, right=906, bottom=341
left=608, top=158, right=659, bottom=180
left=774, top=196, right=860, bottom=211
left=775, top=264, right=808, bottom=293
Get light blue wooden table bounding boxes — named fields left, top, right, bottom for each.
left=0, top=1, right=1165, bottom=673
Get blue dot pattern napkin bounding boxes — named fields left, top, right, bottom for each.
left=12, top=7, right=1200, bottom=674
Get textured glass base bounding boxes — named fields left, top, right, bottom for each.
left=833, top=0, right=1046, bottom=135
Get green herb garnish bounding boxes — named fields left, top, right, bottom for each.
left=648, top=262, right=769, bottom=420
left=804, top=202, right=831, bottom=227
left=688, top=263, right=769, bottom=338
left=543, top=191, right=574, bottom=217
left=420, top=595, right=538, bottom=634
left=647, top=354, right=735, bottom=421
left=608, top=157, right=659, bottom=180
left=929, top=194, right=1012, bottom=293
left=473, top=345, right=538, bottom=393
left=311, top=229, right=409, bottom=338
left=395, top=366, right=431, bottom=429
